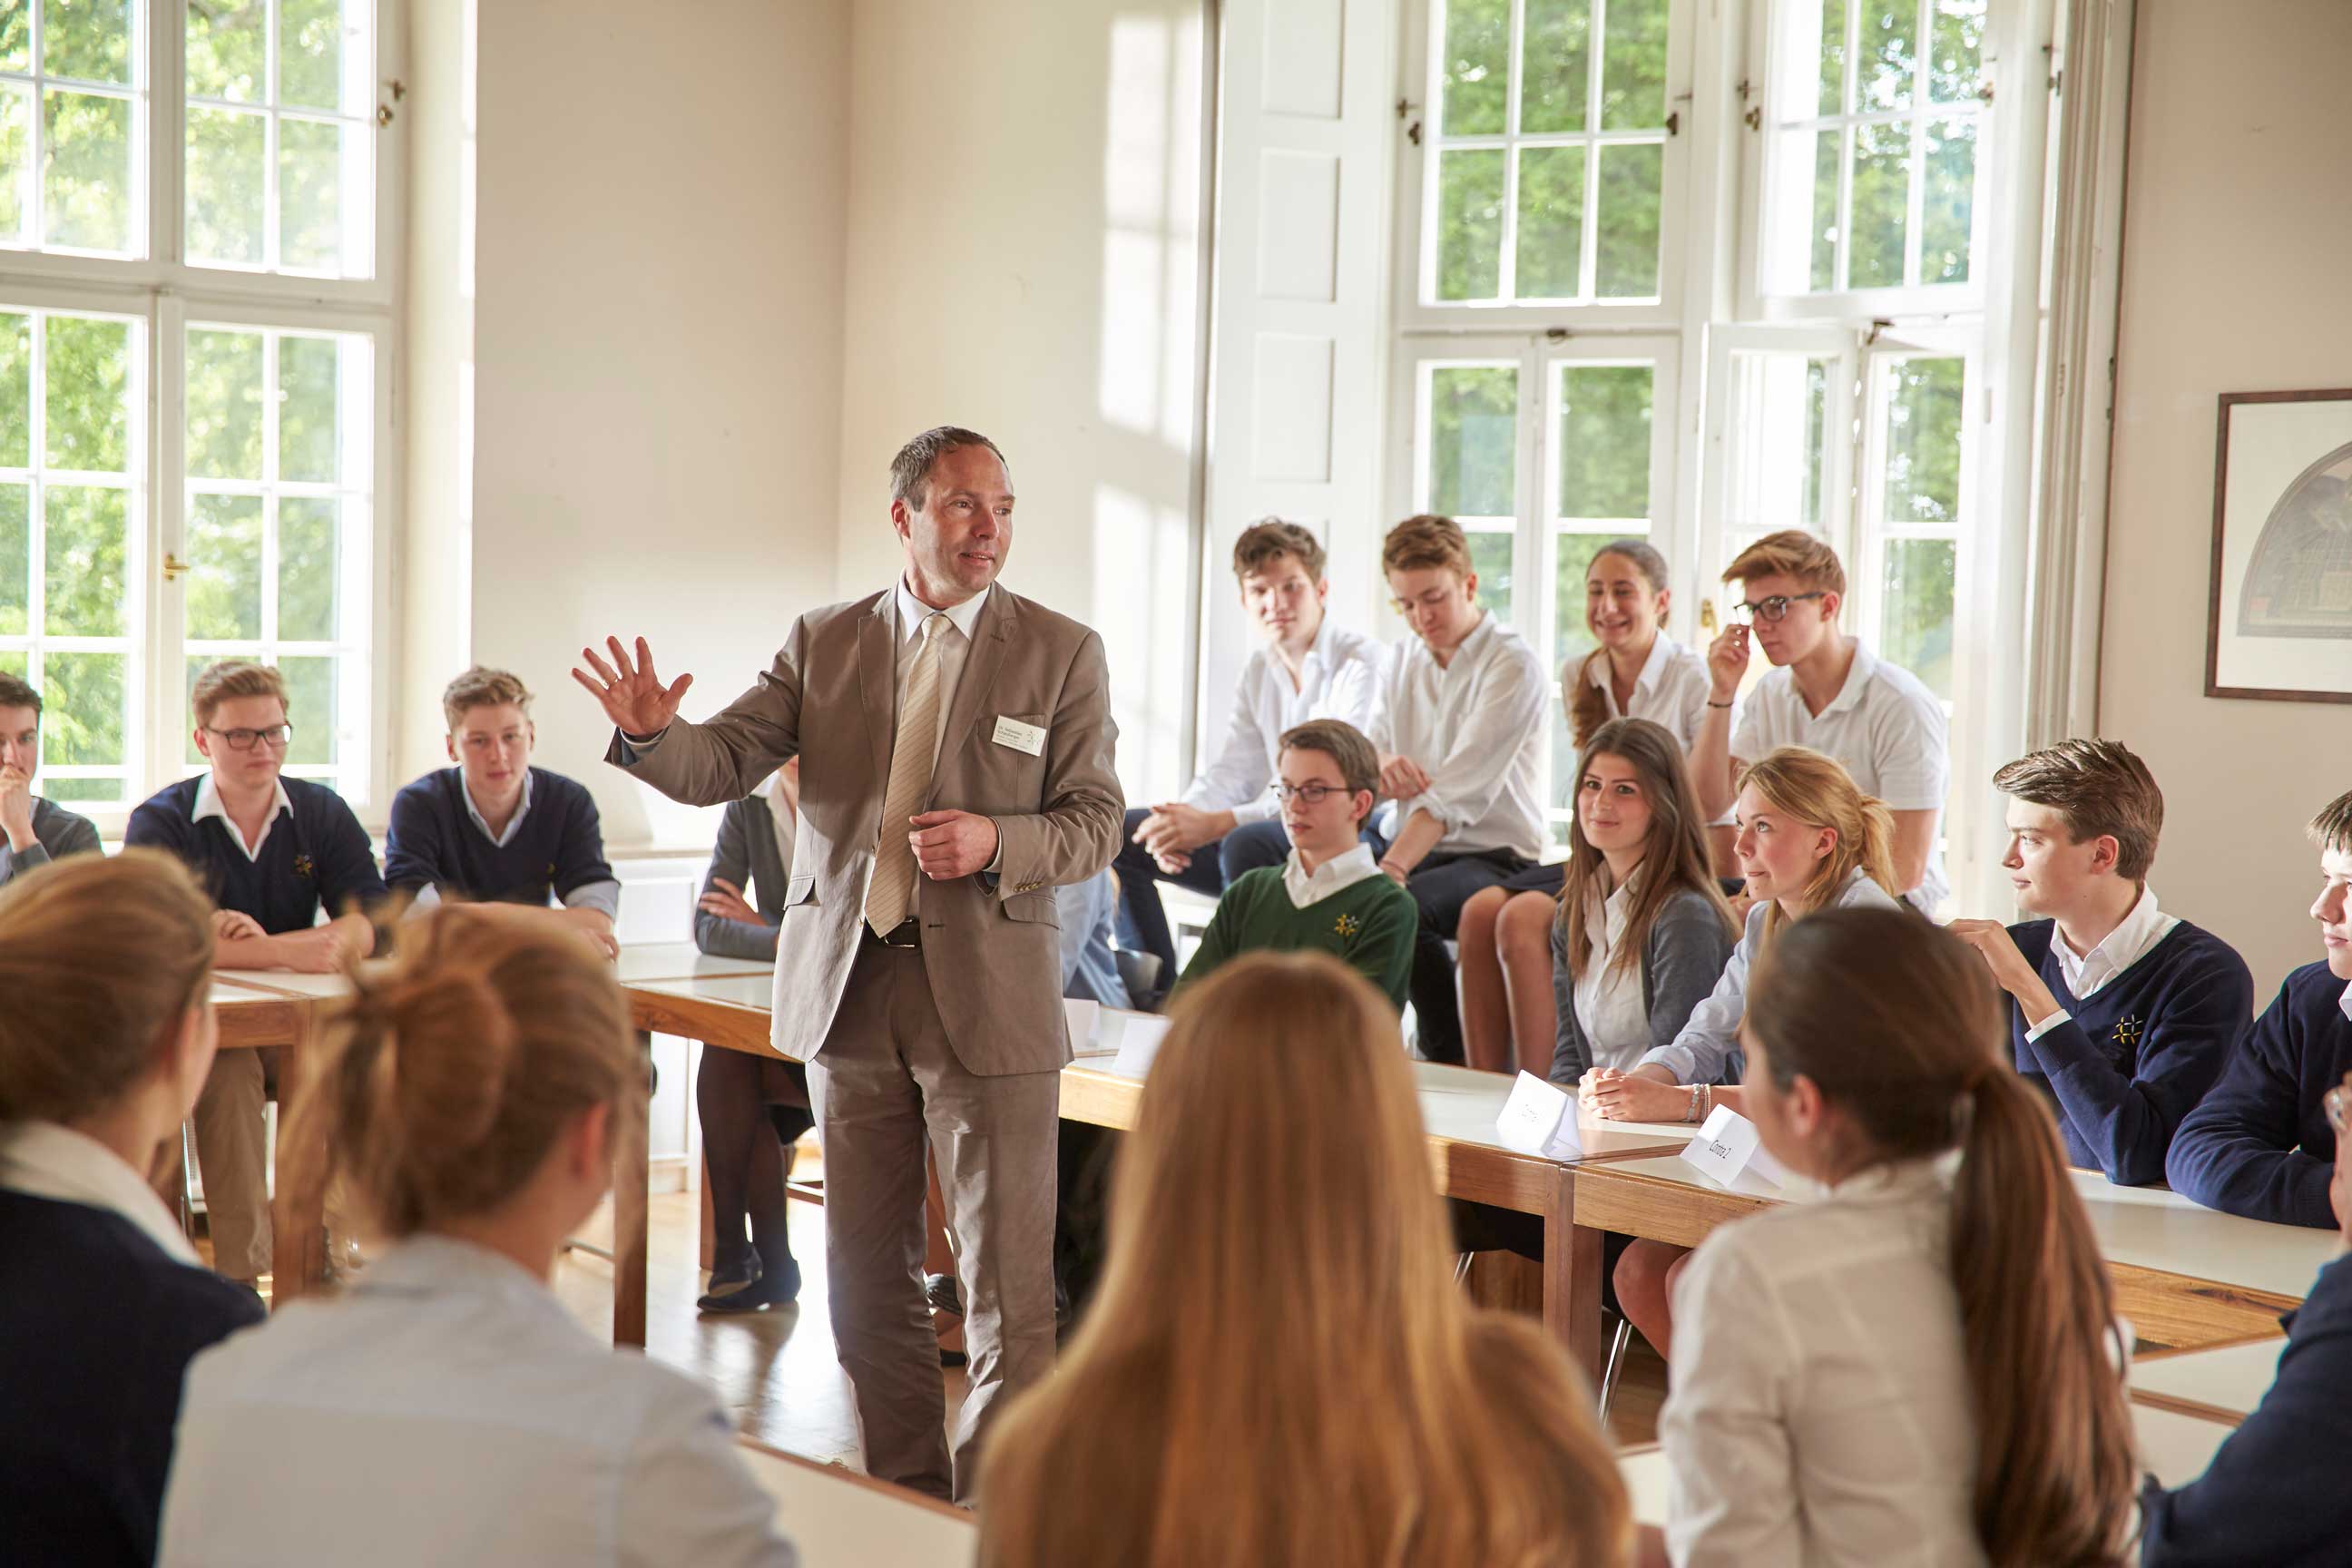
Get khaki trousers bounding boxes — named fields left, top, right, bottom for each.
left=190, top=1047, right=278, bottom=1283
left=807, top=943, right=1060, bottom=1504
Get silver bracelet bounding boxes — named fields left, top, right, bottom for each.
left=1685, top=1082, right=1702, bottom=1122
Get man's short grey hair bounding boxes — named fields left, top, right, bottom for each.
left=890, top=426, right=1010, bottom=512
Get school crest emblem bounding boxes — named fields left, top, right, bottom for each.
left=2112, top=1015, right=2143, bottom=1049
left=1334, top=913, right=1361, bottom=939
left=292, top=853, right=316, bottom=881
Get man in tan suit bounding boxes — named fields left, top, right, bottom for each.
left=573, top=427, right=1121, bottom=1502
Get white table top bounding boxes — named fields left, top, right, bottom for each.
left=1412, top=1063, right=1692, bottom=1161
left=612, top=943, right=775, bottom=985
left=2131, top=1338, right=2286, bottom=1422
left=210, top=977, right=301, bottom=1006
left=1617, top=1403, right=2235, bottom=1527
left=214, top=967, right=355, bottom=999
left=1593, top=1150, right=1818, bottom=1202
left=736, top=1444, right=975, bottom=1567
left=635, top=972, right=778, bottom=1011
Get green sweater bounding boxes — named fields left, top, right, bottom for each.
left=1177, top=863, right=1418, bottom=1012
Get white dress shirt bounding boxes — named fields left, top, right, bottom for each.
left=1661, top=1157, right=1984, bottom=1568
left=1577, top=633, right=1719, bottom=752
left=1279, top=842, right=1384, bottom=909
left=1374, top=612, right=1550, bottom=860
left=1730, top=637, right=1950, bottom=913
left=1641, top=867, right=1902, bottom=1086
left=2024, top=885, right=2183, bottom=1044
left=0, top=1121, right=201, bottom=1266
left=1573, top=876, right=1652, bottom=1072
left=191, top=773, right=294, bottom=863
left=157, top=1235, right=798, bottom=1568
left=1182, top=617, right=1386, bottom=823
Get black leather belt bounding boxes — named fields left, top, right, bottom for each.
left=863, top=918, right=921, bottom=949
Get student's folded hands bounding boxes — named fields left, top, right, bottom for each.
left=1581, top=1066, right=1692, bottom=1122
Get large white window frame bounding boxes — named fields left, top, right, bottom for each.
left=0, top=0, right=400, bottom=838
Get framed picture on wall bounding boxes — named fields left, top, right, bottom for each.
left=2207, top=387, right=2352, bottom=702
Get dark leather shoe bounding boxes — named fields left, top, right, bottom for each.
left=926, top=1271, right=964, bottom=1319
left=701, top=1256, right=801, bottom=1314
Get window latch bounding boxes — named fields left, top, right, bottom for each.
left=162, top=554, right=190, bottom=582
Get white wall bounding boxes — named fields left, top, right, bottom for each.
left=2102, top=0, right=2352, bottom=995
left=461, top=0, right=852, bottom=849
left=832, top=0, right=1208, bottom=804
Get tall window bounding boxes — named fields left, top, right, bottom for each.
left=0, top=0, right=391, bottom=828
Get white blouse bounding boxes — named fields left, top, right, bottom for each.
left=1571, top=632, right=1719, bottom=752
left=1571, top=877, right=1651, bottom=1072
left=1661, top=1158, right=1984, bottom=1568
left=158, top=1236, right=798, bottom=1568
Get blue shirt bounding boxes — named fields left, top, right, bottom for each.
left=383, top=767, right=617, bottom=917
left=124, top=776, right=386, bottom=933
left=2006, top=918, right=2251, bottom=1186
left=2141, top=1252, right=2352, bottom=1565
left=2165, top=961, right=2352, bottom=1229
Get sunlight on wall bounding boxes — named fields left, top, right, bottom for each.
left=1093, top=482, right=1192, bottom=800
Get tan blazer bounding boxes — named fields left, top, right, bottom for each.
left=608, top=586, right=1122, bottom=1075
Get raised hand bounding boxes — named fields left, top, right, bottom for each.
left=571, top=636, right=694, bottom=739
left=0, top=764, right=33, bottom=848
left=1706, top=623, right=1750, bottom=701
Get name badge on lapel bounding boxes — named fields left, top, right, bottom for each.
left=992, top=716, right=1046, bottom=755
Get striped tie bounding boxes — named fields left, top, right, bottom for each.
left=865, top=611, right=946, bottom=936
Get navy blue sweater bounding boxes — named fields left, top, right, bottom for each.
left=2140, top=1252, right=2352, bottom=1566
left=383, top=766, right=614, bottom=906
left=2165, top=960, right=2352, bottom=1229
left=0, top=1191, right=264, bottom=1567
left=123, top=776, right=387, bottom=933
left=2006, top=919, right=2251, bottom=1186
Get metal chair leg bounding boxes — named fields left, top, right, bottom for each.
left=1454, top=1252, right=1475, bottom=1285
left=178, top=1120, right=198, bottom=1238
left=1597, top=1314, right=1634, bottom=1425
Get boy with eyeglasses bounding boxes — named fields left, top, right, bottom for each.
left=1173, top=719, right=1416, bottom=1009
left=0, top=671, right=103, bottom=886
left=125, top=660, right=385, bottom=1287
left=1688, top=529, right=1951, bottom=913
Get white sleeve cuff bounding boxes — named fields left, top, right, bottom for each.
left=2023, top=1008, right=2073, bottom=1044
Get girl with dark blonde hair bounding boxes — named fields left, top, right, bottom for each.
left=980, top=950, right=1630, bottom=1568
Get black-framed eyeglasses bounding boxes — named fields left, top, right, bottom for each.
left=2326, top=1073, right=2352, bottom=1137
left=1730, top=591, right=1828, bottom=625
left=1268, top=781, right=1342, bottom=806
left=206, top=723, right=294, bottom=752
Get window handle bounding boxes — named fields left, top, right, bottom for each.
left=162, top=554, right=190, bottom=582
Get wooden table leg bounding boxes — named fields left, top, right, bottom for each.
left=1544, top=1167, right=1604, bottom=1386
left=698, top=1148, right=716, bottom=1273
left=612, top=1032, right=652, bottom=1348
left=270, top=1032, right=327, bottom=1308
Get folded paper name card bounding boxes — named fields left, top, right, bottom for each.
left=1112, top=1014, right=1173, bottom=1078
left=1063, top=998, right=1103, bottom=1054
left=1678, top=1103, right=1788, bottom=1189
left=1495, top=1071, right=1583, bottom=1161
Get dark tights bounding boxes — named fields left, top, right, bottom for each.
left=695, top=1048, right=815, bottom=1270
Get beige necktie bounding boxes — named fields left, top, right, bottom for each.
left=865, top=611, right=946, bottom=935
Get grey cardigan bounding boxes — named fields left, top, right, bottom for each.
left=0, top=797, right=103, bottom=887
left=692, top=796, right=792, bottom=961
left=1547, top=886, right=1737, bottom=1086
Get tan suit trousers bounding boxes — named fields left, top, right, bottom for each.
left=191, top=1047, right=278, bottom=1283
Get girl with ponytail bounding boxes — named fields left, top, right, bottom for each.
left=1652, top=906, right=2136, bottom=1567
left=157, top=908, right=798, bottom=1567
left=1586, top=745, right=1903, bottom=1360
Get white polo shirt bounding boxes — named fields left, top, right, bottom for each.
left=1574, top=632, right=1719, bottom=753
left=1730, top=636, right=1950, bottom=913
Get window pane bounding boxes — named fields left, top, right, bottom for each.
left=1436, top=149, right=1505, bottom=301
left=0, top=5, right=26, bottom=70
left=278, top=114, right=344, bottom=271
left=186, top=0, right=265, bottom=102
left=187, top=492, right=261, bottom=639
left=1521, top=0, right=1590, bottom=135
left=44, top=774, right=119, bottom=802
left=1808, top=127, right=1839, bottom=290
left=1929, top=0, right=1985, bottom=103
left=0, top=648, right=21, bottom=677
left=1801, top=359, right=1830, bottom=527
left=1816, top=0, right=1849, bottom=114
left=1861, top=2, right=1918, bottom=113
left=42, top=88, right=132, bottom=251
left=186, top=105, right=264, bottom=264
left=44, top=485, right=125, bottom=635
left=187, top=327, right=264, bottom=479
left=42, top=649, right=124, bottom=766
left=1553, top=528, right=1619, bottom=663
left=1427, top=365, right=1517, bottom=517
left=1880, top=537, right=1955, bottom=698
left=1922, top=117, right=1974, bottom=285
left=1439, top=0, right=1510, bottom=135
left=1847, top=120, right=1908, bottom=289
left=1514, top=145, right=1584, bottom=299
left=44, top=313, right=128, bottom=472
left=279, top=652, right=335, bottom=763
left=1724, top=352, right=1835, bottom=534
left=278, top=495, right=337, bottom=641
left=1882, top=356, right=1964, bottom=522
left=1599, top=0, right=1668, bottom=130
left=1557, top=364, right=1651, bottom=519
left=44, top=0, right=133, bottom=84
left=280, top=0, right=362, bottom=112
left=0, top=481, right=24, bottom=633
left=279, top=334, right=338, bottom=480
left=1592, top=141, right=1661, bottom=297
left=0, top=84, right=28, bottom=240
left=0, top=309, right=26, bottom=466
left=1466, top=528, right=1513, bottom=620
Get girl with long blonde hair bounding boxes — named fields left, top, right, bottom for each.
left=980, top=950, right=1630, bottom=1568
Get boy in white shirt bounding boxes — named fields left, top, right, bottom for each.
left=1371, top=514, right=1549, bottom=1064
left=1687, top=529, right=1950, bottom=913
left=1113, top=519, right=1384, bottom=998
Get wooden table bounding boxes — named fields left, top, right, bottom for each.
left=734, top=1437, right=975, bottom=1565
left=1571, top=1152, right=2336, bottom=1377
left=207, top=975, right=330, bottom=1303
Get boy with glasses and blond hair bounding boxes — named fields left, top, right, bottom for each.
left=124, top=659, right=385, bottom=1286
left=1689, top=528, right=1951, bottom=912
